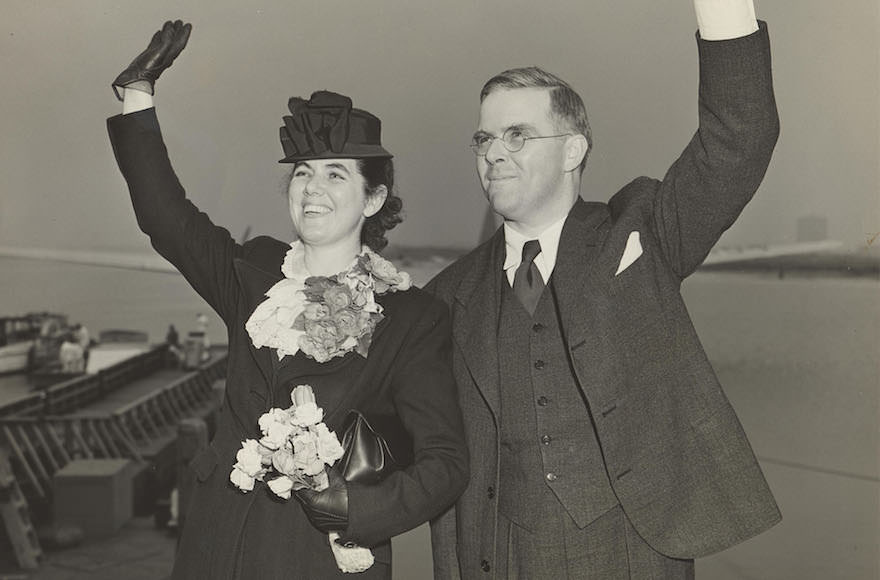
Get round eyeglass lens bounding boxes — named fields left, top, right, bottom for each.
left=502, top=129, right=526, bottom=152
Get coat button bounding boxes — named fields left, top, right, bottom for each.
left=545, top=472, right=558, bottom=482
left=533, top=359, right=545, bottom=370
left=487, top=486, right=495, bottom=499
left=481, top=559, right=491, bottom=572
left=537, top=396, right=549, bottom=406
left=541, top=434, right=552, bottom=445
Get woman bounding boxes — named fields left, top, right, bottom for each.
left=107, top=20, right=468, bottom=579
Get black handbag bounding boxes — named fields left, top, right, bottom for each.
left=338, top=410, right=413, bottom=485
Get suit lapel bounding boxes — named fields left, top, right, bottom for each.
left=453, top=229, right=505, bottom=419
left=552, top=198, right=611, bottom=349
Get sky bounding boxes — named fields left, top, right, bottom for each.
left=0, top=0, right=877, bottom=253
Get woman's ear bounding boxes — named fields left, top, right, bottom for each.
left=363, top=185, right=388, bottom=218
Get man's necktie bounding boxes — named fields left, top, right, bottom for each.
left=512, top=239, right=545, bottom=315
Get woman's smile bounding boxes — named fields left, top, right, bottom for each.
left=302, top=204, right=332, bottom=217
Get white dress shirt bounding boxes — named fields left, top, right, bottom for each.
left=503, top=216, right=568, bottom=287
left=694, top=0, right=758, bottom=40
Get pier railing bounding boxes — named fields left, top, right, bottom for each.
left=0, top=350, right=226, bottom=498
left=0, top=345, right=169, bottom=419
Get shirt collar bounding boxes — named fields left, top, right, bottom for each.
left=502, top=214, right=568, bottom=286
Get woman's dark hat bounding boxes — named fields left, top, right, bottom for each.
left=279, top=91, right=392, bottom=163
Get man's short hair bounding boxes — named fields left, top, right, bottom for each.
left=480, top=66, right=592, bottom=171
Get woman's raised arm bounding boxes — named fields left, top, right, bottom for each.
left=108, top=19, right=245, bottom=323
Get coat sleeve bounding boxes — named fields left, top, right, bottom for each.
left=344, top=299, right=469, bottom=548
left=430, top=504, right=462, bottom=580
left=647, top=21, right=779, bottom=278
left=107, top=108, right=242, bottom=323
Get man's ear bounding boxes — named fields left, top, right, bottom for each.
left=563, top=134, right=589, bottom=172
left=363, top=184, right=388, bottom=218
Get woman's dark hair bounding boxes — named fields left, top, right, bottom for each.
left=357, top=157, right=403, bottom=252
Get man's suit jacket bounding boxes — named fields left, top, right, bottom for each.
left=427, top=22, right=781, bottom=579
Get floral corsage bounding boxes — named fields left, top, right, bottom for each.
left=245, top=241, right=411, bottom=363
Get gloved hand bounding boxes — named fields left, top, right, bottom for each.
left=112, top=19, right=192, bottom=101
left=295, top=468, right=349, bottom=533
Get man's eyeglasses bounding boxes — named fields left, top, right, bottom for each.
left=470, top=128, right=571, bottom=156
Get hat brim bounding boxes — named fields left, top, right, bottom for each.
left=279, top=143, right=393, bottom=163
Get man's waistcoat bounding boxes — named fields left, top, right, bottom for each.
left=498, top=279, right=618, bottom=530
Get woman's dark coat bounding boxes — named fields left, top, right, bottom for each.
left=108, top=108, right=469, bottom=579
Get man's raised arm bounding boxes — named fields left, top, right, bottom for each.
left=644, top=0, right=778, bottom=278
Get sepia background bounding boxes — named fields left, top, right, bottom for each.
left=1, top=0, right=877, bottom=578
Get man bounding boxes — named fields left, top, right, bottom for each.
left=194, top=312, right=210, bottom=362
left=427, top=0, right=780, bottom=577
left=59, top=334, right=84, bottom=373
left=73, top=323, right=90, bottom=366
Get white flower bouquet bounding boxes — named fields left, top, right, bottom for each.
left=230, top=384, right=345, bottom=496
left=229, top=384, right=375, bottom=573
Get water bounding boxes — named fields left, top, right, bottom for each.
left=0, top=258, right=877, bottom=578
left=0, top=257, right=229, bottom=348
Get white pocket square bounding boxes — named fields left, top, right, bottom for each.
left=615, top=231, right=643, bottom=276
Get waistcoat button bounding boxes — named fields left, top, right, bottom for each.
left=541, top=434, right=552, bottom=445
left=546, top=472, right=558, bottom=482
left=534, top=359, right=545, bottom=369
left=537, top=396, right=549, bottom=406
left=487, top=486, right=495, bottom=499
left=481, top=559, right=491, bottom=572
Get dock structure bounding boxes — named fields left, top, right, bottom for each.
left=0, top=343, right=226, bottom=567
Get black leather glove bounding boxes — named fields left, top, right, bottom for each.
left=295, top=468, right=349, bottom=533
left=112, top=19, right=192, bottom=101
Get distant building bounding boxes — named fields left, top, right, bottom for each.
left=796, top=215, right=828, bottom=242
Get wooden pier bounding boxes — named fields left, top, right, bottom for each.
left=0, top=344, right=227, bottom=569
